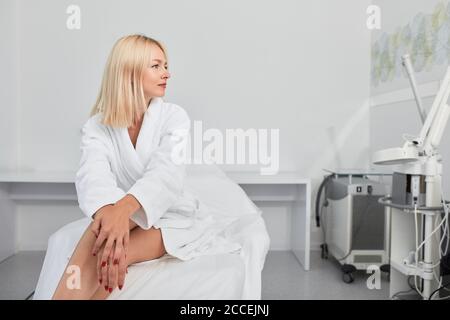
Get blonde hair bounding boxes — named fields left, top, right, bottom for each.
left=90, top=34, right=168, bottom=128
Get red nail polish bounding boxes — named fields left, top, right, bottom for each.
left=101, top=261, right=106, bottom=267
left=104, top=286, right=108, bottom=291
left=93, top=253, right=96, bottom=257
left=119, top=285, right=123, bottom=290
left=109, top=288, right=112, bottom=293
left=99, top=279, right=102, bottom=284
left=114, top=259, right=118, bottom=265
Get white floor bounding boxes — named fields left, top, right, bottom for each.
left=0, top=251, right=45, bottom=300
left=0, top=250, right=390, bottom=300
left=262, top=251, right=389, bottom=299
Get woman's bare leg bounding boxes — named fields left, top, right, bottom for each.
left=52, top=220, right=140, bottom=300
left=89, top=226, right=167, bottom=300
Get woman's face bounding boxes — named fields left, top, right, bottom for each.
left=142, top=44, right=170, bottom=102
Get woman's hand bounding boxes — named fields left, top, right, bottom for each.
left=96, top=241, right=128, bottom=292
left=90, top=204, right=131, bottom=279
left=90, top=195, right=141, bottom=292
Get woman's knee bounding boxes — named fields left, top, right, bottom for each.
left=128, top=227, right=166, bottom=263
left=151, top=227, right=166, bottom=257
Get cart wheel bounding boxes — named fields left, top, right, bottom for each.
left=320, top=244, right=328, bottom=259
left=380, top=264, right=390, bottom=281
left=343, top=273, right=354, bottom=284
left=380, top=264, right=390, bottom=274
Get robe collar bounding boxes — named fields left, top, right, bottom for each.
left=119, top=97, right=163, bottom=184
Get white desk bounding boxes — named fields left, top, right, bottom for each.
left=0, top=170, right=311, bottom=270
left=226, top=172, right=311, bottom=270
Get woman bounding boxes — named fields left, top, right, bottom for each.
left=45, top=34, right=233, bottom=300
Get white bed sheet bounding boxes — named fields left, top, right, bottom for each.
left=33, top=165, right=270, bottom=300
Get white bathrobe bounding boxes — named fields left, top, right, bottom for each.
left=75, top=97, right=241, bottom=259
left=34, top=97, right=270, bottom=299
left=77, top=97, right=187, bottom=229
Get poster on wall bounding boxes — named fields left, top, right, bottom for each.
left=371, top=0, right=450, bottom=95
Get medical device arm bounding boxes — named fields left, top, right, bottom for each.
left=417, top=67, right=450, bottom=155
left=402, top=54, right=426, bottom=124
left=373, top=66, right=450, bottom=165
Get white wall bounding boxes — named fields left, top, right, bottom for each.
left=2, top=0, right=372, bottom=251
left=0, top=0, right=19, bottom=170
left=0, top=0, right=19, bottom=261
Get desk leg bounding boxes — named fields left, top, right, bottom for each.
left=0, top=182, right=16, bottom=262
left=291, top=183, right=310, bottom=271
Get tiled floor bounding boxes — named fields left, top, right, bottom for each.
left=0, top=250, right=390, bottom=300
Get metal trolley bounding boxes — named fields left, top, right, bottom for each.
left=316, top=169, right=391, bottom=283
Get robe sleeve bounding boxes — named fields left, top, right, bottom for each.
left=127, top=105, right=191, bottom=230
left=75, top=117, right=127, bottom=219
